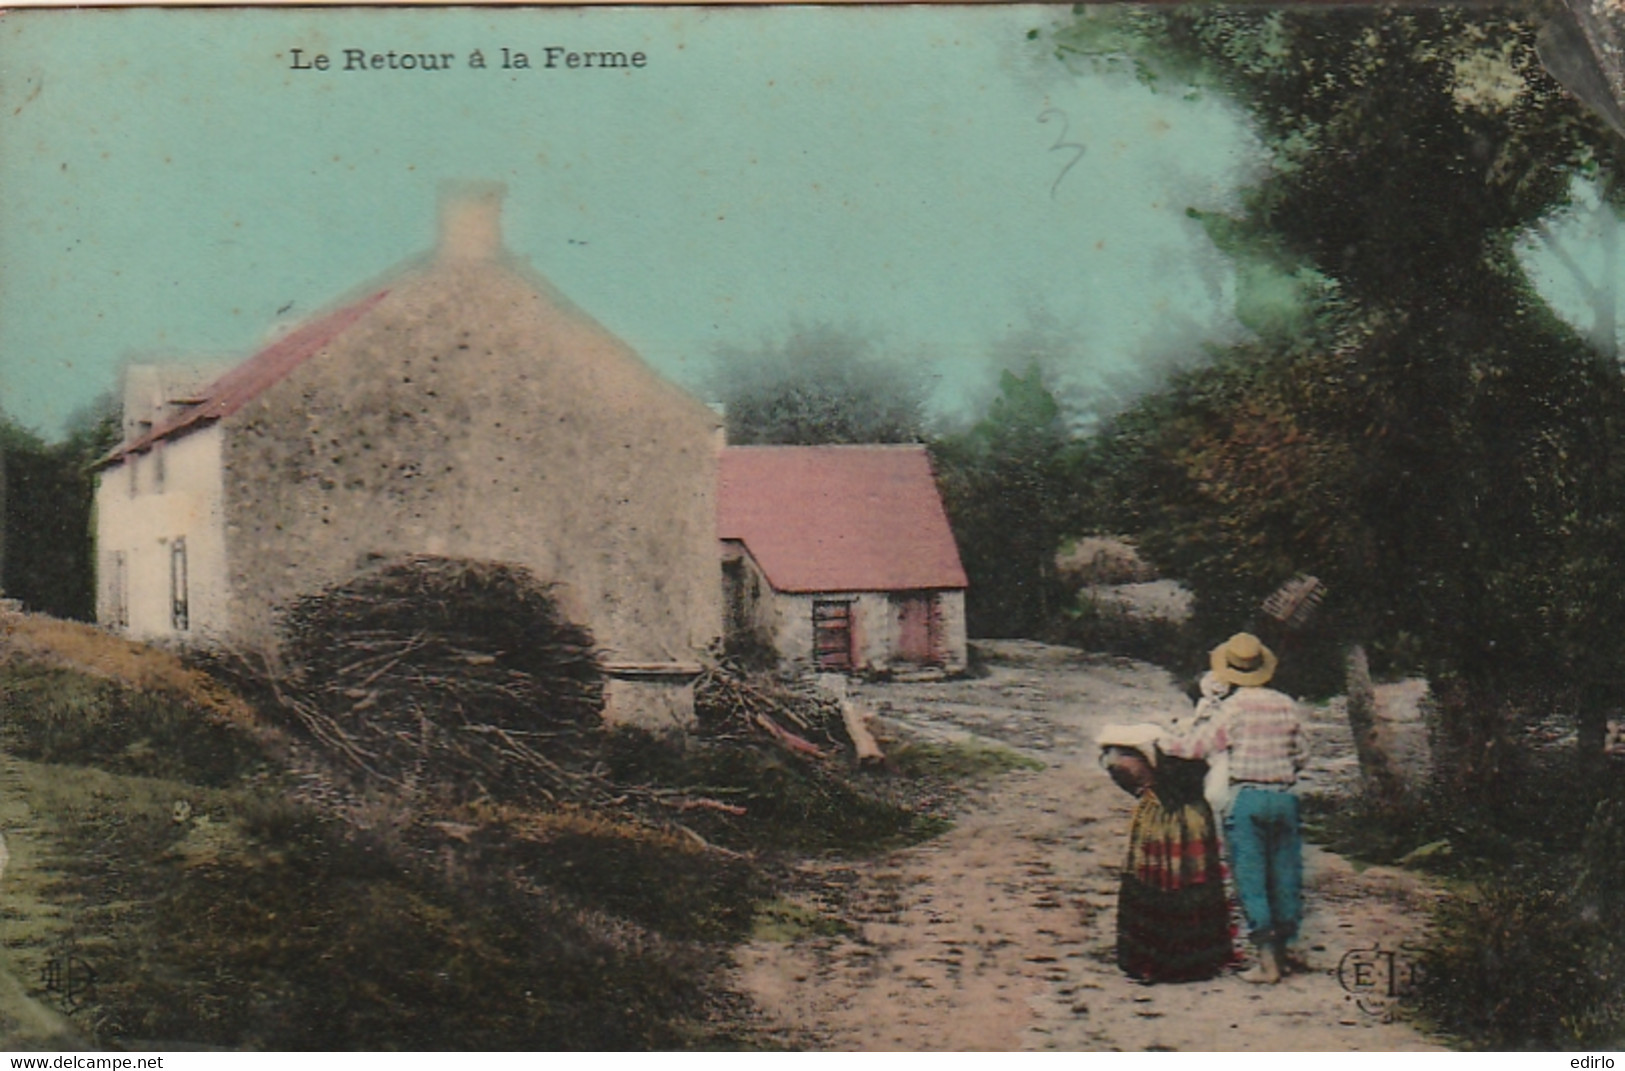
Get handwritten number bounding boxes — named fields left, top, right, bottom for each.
left=1038, top=107, right=1086, bottom=199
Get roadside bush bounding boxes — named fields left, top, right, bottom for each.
left=0, top=663, right=264, bottom=786
left=1054, top=592, right=1195, bottom=669
left=1055, top=537, right=1158, bottom=586
left=1418, top=874, right=1624, bottom=1048
left=1307, top=755, right=1625, bottom=1049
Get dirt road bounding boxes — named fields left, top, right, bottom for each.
left=735, top=641, right=1448, bottom=1052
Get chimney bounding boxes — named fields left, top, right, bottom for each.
left=438, top=181, right=506, bottom=262
left=708, top=401, right=727, bottom=452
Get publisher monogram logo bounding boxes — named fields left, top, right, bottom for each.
left=39, top=936, right=97, bottom=1015
left=1337, top=942, right=1424, bottom=1021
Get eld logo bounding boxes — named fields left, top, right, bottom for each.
left=39, top=938, right=96, bottom=1014
left=1336, top=942, right=1424, bottom=1021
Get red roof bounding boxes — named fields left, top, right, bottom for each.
left=718, top=445, right=968, bottom=593
left=102, top=290, right=390, bottom=465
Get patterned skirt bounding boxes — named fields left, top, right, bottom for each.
left=1116, top=789, right=1234, bottom=983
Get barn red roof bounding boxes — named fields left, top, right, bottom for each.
left=718, top=445, right=968, bottom=594
left=101, top=289, right=390, bottom=465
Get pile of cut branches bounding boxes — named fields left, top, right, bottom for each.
left=693, top=665, right=853, bottom=758
left=275, top=556, right=609, bottom=805
left=241, top=563, right=918, bottom=860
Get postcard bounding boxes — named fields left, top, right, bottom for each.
left=0, top=1, right=1620, bottom=1054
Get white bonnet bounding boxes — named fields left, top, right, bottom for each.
left=1096, top=723, right=1163, bottom=766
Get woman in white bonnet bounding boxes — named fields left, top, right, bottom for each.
left=1097, top=716, right=1233, bottom=984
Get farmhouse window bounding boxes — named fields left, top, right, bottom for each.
left=170, top=537, right=189, bottom=631
left=130, top=420, right=153, bottom=497
left=812, top=599, right=853, bottom=671
left=108, top=551, right=128, bottom=629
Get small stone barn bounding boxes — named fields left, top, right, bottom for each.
left=93, top=186, right=723, bottom=725
left=717, top=444, right=969, bottom=675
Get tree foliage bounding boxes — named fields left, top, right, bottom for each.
left=1, top=399, right=120, bottom=620
left=709, top=322, right=929, bottom=446
left=1055, top=5, right=1625, bottom=727
left=934, top=365, right=1078, bottom=638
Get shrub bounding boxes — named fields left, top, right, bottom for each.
left=1418, top=875, right=1624, bottom=1048
left=1054, top=592, right=1199, bottom=671
left=0, top=663, right=264, bottom=786
left=1306, top=764, right=1625, bottom=1048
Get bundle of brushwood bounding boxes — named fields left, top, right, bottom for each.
left=693, top=665, right=855, bottom=759
left=277, top=556, right=609, bottom=805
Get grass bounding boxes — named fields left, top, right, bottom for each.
left=485, top=812, right=771, bottom=943
left=0, top=613, right=256, bottom=727
left=750, top=897, right=850, bottom=943
left=1414, top=869, right=1623, bottom=1050
left=601, top=728, right=953, bottom=856
left=76, top=804, right=721, bottom=1047
left=888, top=738, right=1044, bottom=781
left=1299, top=793, right=1455, bottom=872
left=0, top=620, right=1028, bottom=1048
left=0, top=663, right=266, bottom=787
left=0, top=653, right=758, bottom=1047
left=0, top=729, right=747, bottom=1048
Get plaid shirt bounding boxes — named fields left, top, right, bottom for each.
left=1163, top=685, right=1307, bottom=785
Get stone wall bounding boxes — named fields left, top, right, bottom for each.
left=218, top=257, right=723, bottom=676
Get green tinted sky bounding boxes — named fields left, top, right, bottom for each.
left=0, top=5, right=1265, bottom=437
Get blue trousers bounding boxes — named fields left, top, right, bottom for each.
left=1225, top=786, right=1302, bottom=946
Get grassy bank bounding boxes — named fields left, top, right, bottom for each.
left=0, top=614, right=1014, bottom=1049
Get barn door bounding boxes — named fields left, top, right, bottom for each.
left=896, top=593, right=941, bottom=665
left=812, top=599, right=853, bottom=671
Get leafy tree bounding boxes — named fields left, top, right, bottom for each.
left=934, top=365, right=1078, bottom=638
left=708, top=322, right=929, bottom=445
left=1, top=397, right=120, bottom=620
left=1051, top=6, right=1625, bottom=751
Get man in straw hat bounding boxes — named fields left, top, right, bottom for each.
left=1163, top=632, right=1308, bottom=984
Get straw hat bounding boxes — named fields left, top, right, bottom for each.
left=1210, top=632, right=1278, bottom=687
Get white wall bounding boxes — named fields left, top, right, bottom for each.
left=729, top=545, right=970, bottom=675
left=938, top=589, right=968, bottom=673
left=759, top=588, right=967, bottom=675
left=94, top=426, right=230, bottom=644
left=769, top=591, right=817, bottom=666
left=851, top=592, right=894, bottom=671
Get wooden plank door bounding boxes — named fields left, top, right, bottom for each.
left=896, top=593, right=940, bottom=664
left=813, top=599, right=853, bottom=671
